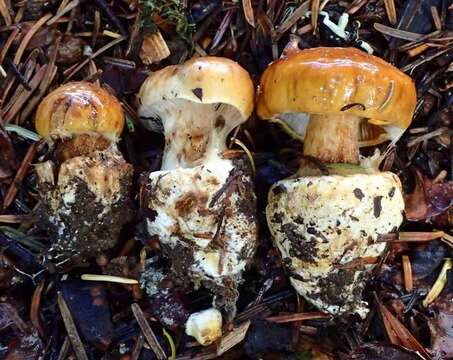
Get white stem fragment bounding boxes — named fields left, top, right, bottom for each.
left=185, top=308, right=223, bottom=346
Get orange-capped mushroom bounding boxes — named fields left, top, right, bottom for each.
left=35, top=81, right=125, bottom=141
left=257, top=47, right=417, bottom=164
left=34, top=82, right=132, bottom=261
left=258, top=47, right=416, bottom=317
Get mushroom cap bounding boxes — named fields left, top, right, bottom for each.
left=257, top=47, right=417, bottom=144
left=35, top=82, right=125, bottom=140
left=138, top=56, right=254, bottom=124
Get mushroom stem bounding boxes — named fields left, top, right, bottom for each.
left=303, top=113, right=361, bottom=165
left=55, top=134, right=111, bottom=163
left=159, top=102, right=241, bottom=170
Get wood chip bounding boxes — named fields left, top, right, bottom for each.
left=217, top=321, right=250, bottom=356
left=139, top=30, right=170, bottom=65
left=272, top=0, right=310, bottom=40
left=57, top=292, right=89, bottom=360
left=13, top=13, right=53, bottom=65
left=384, top=0, right=397, bottom=25
left=402, top=255, right=413, bottom=292
left=266, top=311, right=331, bottom=323
left=242, top=0, right=255, bottom=27
left=131, top=303, right=166, bottom=360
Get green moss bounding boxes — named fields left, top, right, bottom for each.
left=140, top=0, right=195, bottom=41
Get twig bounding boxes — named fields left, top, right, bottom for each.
left=46, top=0, right=79, bottom=25
left=397, top=231, right=445, bottom=242
left=242, top=0, right=255, bottom=27
left=2, top=141, right=39, bottom=209
left=0, top=214, right=32, bottom=223
left=211, top=10, right=233, bottom=49
left=56, top=337, right=71, bottom=360
left=384, top=0, right=397, bottom=25
left=57, top=292, right=89, bottom=360
left=373, top=23, right=422, bottom=41
left=402, top=45, right=453, bottom=73
left=30, top=280, right=46, bottom=337
left=131, top=303, right=166, bottom=360
left=0, top=0, right=12, bottom=26
left=272, top=0, right=310, bottom=40
left=13, top=13, right=53, bottom=65
left=431, top=6, right=442, bottom=31
left=81, top=274, right=139, bottom=284
left=266, top=311, right=331, bottom=323
left=6, top=58, right=31, bottom=90
left=3, top=64, right=48, bottom=124
left=93, top=0, right=128, bottom=35
left=216, top=321, right=251, bottom=356
left=64, top=36, right=126, bottom=82
left=311, top=0, right=320, bottom=32
left=131, top=334, right=145, bottom=360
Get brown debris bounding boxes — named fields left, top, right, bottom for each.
left=139, top=30, right=170, bottom=65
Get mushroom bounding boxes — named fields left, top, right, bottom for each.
left=138, top=57, right=257, bottom=316
left=35, top=82, right=133, bottom=261
left=257, top=47, right=416, bottom=317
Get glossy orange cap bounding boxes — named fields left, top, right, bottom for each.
left=257, top=47, right=417, bottom=137
left=35, top=82, right=125, bottom=141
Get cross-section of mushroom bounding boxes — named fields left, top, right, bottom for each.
left=35, top=82, right=133, bottom=262
left=138, top=57, right=257, bottom=316
left=257, top=47, right=416, bottom=317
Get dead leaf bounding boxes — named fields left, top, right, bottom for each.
left=404, top=169, right=453, bottom=221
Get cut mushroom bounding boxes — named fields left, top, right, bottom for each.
left=138, top=57, right=257, bottom=317
left=35, top=82, right=133, bottom=261
left=257, top=47, right=416, bottom=317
